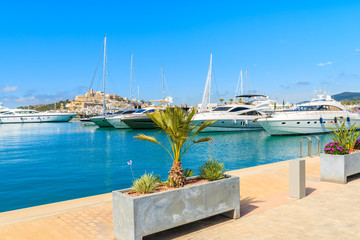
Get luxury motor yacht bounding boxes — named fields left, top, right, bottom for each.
left=122, top=98, right=173, bottom=129
left=118, top=107, right=157, bottom=129
left=105, top=109, right=138, bottom=129
left=0, top=108, right=76, bottom=124
left=257, top=90, right=360, bottom=135
left=90, top=110, right=125, bottom=127
left=192, top=104, right=267, bottom=132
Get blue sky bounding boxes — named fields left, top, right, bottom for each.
left=1, top=1, right=360, bottom=108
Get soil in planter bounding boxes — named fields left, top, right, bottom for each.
left=125, top=178, right=210, bottom=197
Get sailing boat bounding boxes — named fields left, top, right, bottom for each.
left=191, top=55, right=268, bottom=132
left=199, top=54, right=213, bottom=112
left=90, top=37, right=115, bottom=127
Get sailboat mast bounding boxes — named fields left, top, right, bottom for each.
left=240, top=69, right=243, bottom=95
left=161, top=65, right=165, bottom=100
left=102, top=37, right=107, bottom=115
left=130, top=54, right=133, bottom=109
left=246, top=68, right=248, bottom=94
left=235, top=68, right=242, bottom=99
left=200, top=53, right=212, bottom=112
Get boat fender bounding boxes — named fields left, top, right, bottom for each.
left=245, top=120, right=248, bottom=125
left=347, top=117, right=350, bottom=122
left=334, top=117, right=337, bottom=123
left=233, top=117, right=236, bottom=124
left=320, top=117, right=323, bottom=124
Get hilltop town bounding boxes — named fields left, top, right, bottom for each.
left=19, top=89, right=147, bottom=115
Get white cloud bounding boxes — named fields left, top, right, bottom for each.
left=14, top=97, right=37, bottom=103
left=356, top=49, right=360, bottom=52
left=317, top=62, right=332, bottom=67
left=0, top=86, right=18, bottom=92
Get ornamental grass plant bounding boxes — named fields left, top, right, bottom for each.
left=131, top=173, right=160, bottom=194
left=199, top=159, right=226, bottom=181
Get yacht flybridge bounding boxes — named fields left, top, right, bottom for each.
left=236, top=94, right=276, bottom=113
left=0, top=108, right=76, bottom=124
left=257, top=90, right=360, bottom=135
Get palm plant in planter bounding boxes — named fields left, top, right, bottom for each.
left=134, top=106, right=215, bottom=187
left=113, top=106, right=241, bottom=240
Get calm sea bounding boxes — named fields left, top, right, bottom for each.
left=0, top=122, right=332, bottom=212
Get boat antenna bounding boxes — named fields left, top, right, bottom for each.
left=130, top=54, right=133, bottom=109
left=162, top=65, right=165, bottom=100
left=102, top=36, right=107, bottom=115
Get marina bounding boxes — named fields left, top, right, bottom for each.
left=0, top=121, right=333, bottom=213
left=1, top=2, right=360, bottom=239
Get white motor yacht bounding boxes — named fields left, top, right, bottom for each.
left=257, top=90, right=360, bottom=135
left=192, top=104, right=267, bottom=132
left=121, top=98, right=173, bottom=129
left=0, top=108, right=76, bottom=124
left=105, top=109, right=138, bottom=129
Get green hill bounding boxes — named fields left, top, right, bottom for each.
left=331, top=92, right=360, bottom=102
left=18, top=100, right=71, bottom=112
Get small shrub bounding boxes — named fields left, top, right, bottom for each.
left=131, top=173, right=160, bottom=194
left=324, top=142, right=349, bottom=155
left=184, top=168, right=194, bottom=178
left=199, top=159, right=226, bottom=181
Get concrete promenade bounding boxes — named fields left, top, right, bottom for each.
left=0, top=156, right=359, bottom=240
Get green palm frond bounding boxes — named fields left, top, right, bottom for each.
left=193, top=120, right=216, bottom=135
left=134, top=134, right=160, bottom=144
left=134, top=105, right=214, bottom=162
left=193, top=137, right=213, bottom=144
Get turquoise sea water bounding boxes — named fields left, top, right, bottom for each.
left=0, top=122, right=332, bottom=213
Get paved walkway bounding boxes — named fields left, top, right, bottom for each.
left=0, top=156, right=359, bottom=240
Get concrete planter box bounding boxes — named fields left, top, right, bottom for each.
left=112, top=175, right=240, bottom=240
left=320, top=152, right=360, bottom=184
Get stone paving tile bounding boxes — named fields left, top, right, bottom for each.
left=0, top=156, right=359, bottom=240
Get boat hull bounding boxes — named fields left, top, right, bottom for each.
left=122, top=117, right=157, bottom=129
left=258, top=117, right=360, bottom=136
left=192, top=119, right=263, bottom=132
left=107, top=117, right=129, bottom=129
left=0, top=113, right=76, bottom=124
left=90, top=117, right=113, bottom=127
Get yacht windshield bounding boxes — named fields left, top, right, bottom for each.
left=122, top=110, right=136, bottom=114
left=238, top=111, right=261, bottom=116
left=229, top=107, right=249, bottom=112
left=294, top=105, right=342, bottom=111
left=213, top=107, right=232, bottom=112
left=135, top=109, right=146, bottom=114
left=114, top=110, right=125, bottom=114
